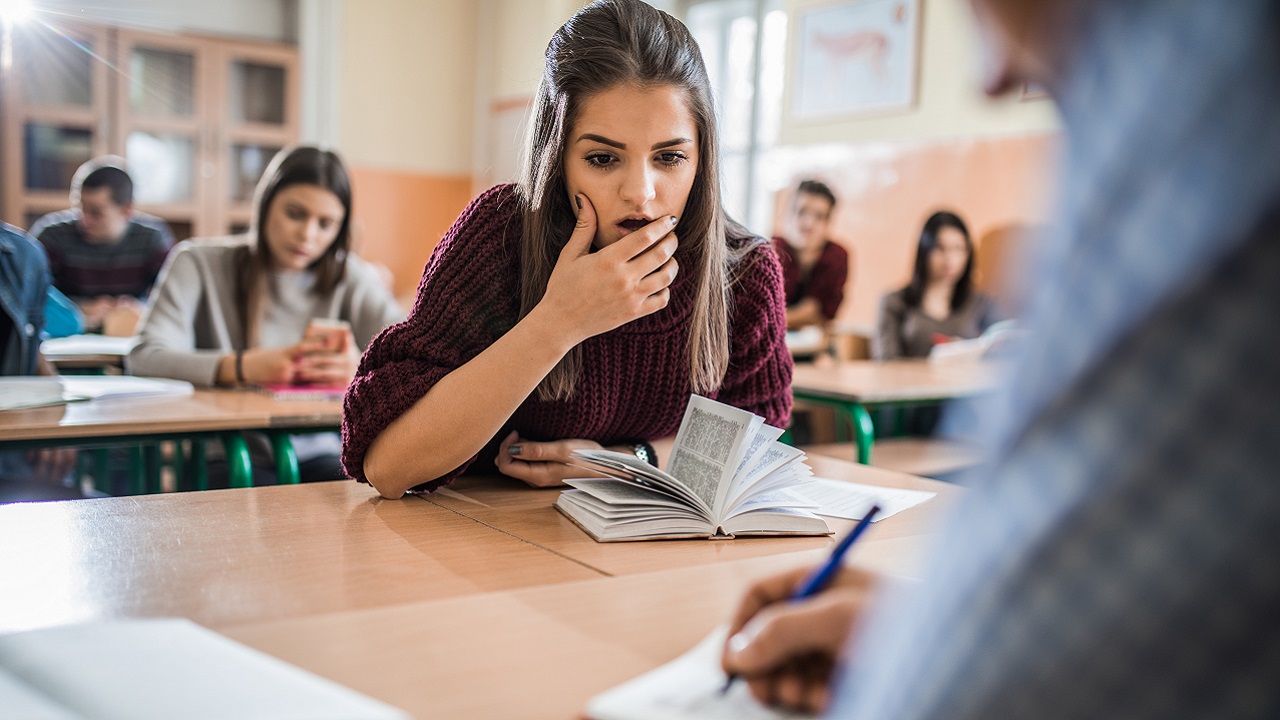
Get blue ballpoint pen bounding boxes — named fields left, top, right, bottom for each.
left=720, top=504, right=881, bottom=695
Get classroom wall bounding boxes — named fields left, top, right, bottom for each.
left=35, top=0, right=295, bottom=42
left=338, top=0, right=478, bottom=301
left=771, top=0, right=1062, bottom=327
left=769, top=135, right=1057, bottom=327
left=779, top=0, right=1060, bottom=145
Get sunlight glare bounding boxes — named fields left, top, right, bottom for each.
left=0, top=0, right=33, bottom=26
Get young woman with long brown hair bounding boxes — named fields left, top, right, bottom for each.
left=343, top=0, right=793, bottom=499
left=130, top=146, right=404, bottom=483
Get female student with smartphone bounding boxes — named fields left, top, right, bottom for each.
left=343, top=0, right=793, bottom=499
left=130, top=146, right=404, bottom=483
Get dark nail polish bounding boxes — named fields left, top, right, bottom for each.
left=508, top=445, right=523, bottom=456
left=575, top=195, right=583, bottom=210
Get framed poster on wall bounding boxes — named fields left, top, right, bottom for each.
left=789, top=0, right=921, bottom=120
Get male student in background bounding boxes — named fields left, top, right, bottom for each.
left=0, top=223, right=80, bottom=502
left=771, top=180, right=849, bottom=330
left=722, top=0, right=1280, bottom=717
left=29, top=157, right=173, bottom=334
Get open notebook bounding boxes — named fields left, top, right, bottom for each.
left=556, top=395, right=831, bottom=541
left=0, top=619, right=407, bottom=720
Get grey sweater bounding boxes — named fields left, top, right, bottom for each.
left=129, top=239, right=404, bottom=384
left=873, top=288, right=1001, bottom=360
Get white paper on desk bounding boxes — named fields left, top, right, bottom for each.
left=794, top=478, right=936, bottom=521
left=58, top=376, right=194, bottom=401
left=0, top=669, right=79, bottom=719
left=0, top=379, right=84, bottom=410
left=0, top=618, right=409, bottom=720
left=39, top=334, right=139, bottom=356
left=587, top=626, right=812, bottom=720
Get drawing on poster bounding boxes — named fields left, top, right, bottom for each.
left=792, top=0, right=920, bottom=119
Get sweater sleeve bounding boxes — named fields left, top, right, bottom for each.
left=341, top=185, right=522, bottom=491
left=127, top=242, right=229, bottom=385
left=340, top=256, right=407, bottom=350
left=717, top=244, right=794, bottom=429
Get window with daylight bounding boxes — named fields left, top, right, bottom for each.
left=683, top=0, right=787, bottom=234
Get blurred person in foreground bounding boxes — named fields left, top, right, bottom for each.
left=0, top=223, right=80, bottom=502
left=722, top=0, right=1280, bottom=717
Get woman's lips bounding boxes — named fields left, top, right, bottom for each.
left=615, top=217, right=651, bottom=236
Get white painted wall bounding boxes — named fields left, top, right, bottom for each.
left=33, top=0, right=295, bottom=42
left=338, top=0, right=477, bottom=175
left=778, top=0, right=1060, bottom=145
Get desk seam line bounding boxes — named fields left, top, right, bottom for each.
left=421, top=497, right=615, bottom=578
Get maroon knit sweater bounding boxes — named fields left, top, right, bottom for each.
left=341, top=184, right=793, bottom=493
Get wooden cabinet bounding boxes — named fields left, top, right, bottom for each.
left=1, top=20, right=297, bottom=240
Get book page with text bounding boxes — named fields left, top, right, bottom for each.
left=667, top=396, right=757, bottom=517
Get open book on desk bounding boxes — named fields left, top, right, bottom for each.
left=556, top=395, right=832, bottom=542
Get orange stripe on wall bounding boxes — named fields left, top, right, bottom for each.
left=347, top=166, right=475, bottom=302
left=773, top=134, right=1059, bottom=326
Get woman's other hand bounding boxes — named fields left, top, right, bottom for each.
left=494, top=431, right=614, bottom=488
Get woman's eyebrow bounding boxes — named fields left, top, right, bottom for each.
left=578, top=133, right=625, bottom=149
left=576, top=134, right=693, bottom=150
left=650, top=138, right=692, bottom=150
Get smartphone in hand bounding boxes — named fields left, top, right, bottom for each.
left=304, top=318, right=352, bottom=353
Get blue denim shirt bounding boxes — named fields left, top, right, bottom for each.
left=0, top=223, right=50, bottom=376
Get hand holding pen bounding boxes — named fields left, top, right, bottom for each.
left=720, top=505, right=881, bottom=714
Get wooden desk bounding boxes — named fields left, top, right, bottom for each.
left=0, top=482, right=600, bottom=635
left=0, top=388, right=343, bottom=490
left=221, top=520, right=943, bottom=719
left=221, top=555, right=821, bottom=719
left=0, top=460, right=954, bottom=718
left=791, top=359, right=1002, bottom=463
left=423, top=454, right=957, bottom=577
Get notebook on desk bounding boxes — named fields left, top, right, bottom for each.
left=0, top=618, right=408, bottom=720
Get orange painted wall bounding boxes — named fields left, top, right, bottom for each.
left=346, top=166, right=475, bottom=303
left=773, top=133, right=1060, bottom=326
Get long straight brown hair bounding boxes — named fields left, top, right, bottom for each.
left=518, top=0, right=758, bottom=401
left=237, top=146, right=353, bottom=348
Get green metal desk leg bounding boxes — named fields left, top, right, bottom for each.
left=144, top=443, right=162, bottom=493
left=193, top=439, right=208, bottom=491
left=222, top=433, right=254, bottom=488
left=173, top=440, right=187, bottom=492
left=271, top=432, right=301, bottom=485
left=128, top=446, right=146, bottom=495
left=848, top=402, right=875, bottom=465
left=93, top=448, right=110, bottom=495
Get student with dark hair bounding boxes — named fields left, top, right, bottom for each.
left=343, top=0, right=793, bottom=499
left=771, top=179, right=849, bottom=329
left=29, top=157, right=174, bottom=332
left=873, top=210, right=1001, bottom=359
left=129, top=146, right=403, bottom=483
